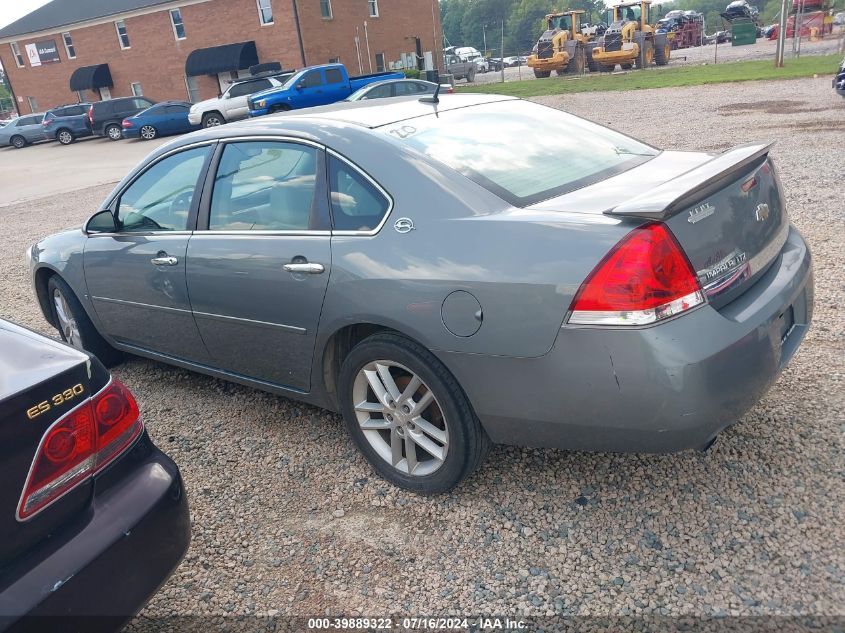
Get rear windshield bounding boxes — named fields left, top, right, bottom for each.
left=380, top=100, right=657, bottom=206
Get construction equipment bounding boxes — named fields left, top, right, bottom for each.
left=591, top=0, right=671, bottom=71
left=656, top=10, right=705, bottom=49
left=527, top=10, right=594, bottom=77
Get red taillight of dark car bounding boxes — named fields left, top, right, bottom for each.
left=568, top=222, right=704, bottom=326
left=17, top=379, right=142, bottom=521
left=122, top=119, right=133, bottom=128
left=88, top=105, right=94, bottom=125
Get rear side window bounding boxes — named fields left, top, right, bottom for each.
left=117, top=146, right=210, bottom=232
left=362, top=84, right=392, bottom=99
left=301, top=71, right=322, bottom=88
left=209, top=141, right=318, bottom=231
left=382, top=100, right=658, bottom=206
left=328, top=155, right=390, bottom=232
left=325, top=68, right=343, bottom=84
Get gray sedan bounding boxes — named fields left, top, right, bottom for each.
left=346, top=79, right=453, bottom=101
left=0, top=113, right=46, bottom=148
left=28, top=95, right=813, bottom=493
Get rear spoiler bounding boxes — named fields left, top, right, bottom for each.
left=605, top=142, right=774, bottom=220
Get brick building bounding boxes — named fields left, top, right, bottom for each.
left=0, top=0, right=443, bottom=114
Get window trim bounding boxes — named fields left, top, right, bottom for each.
left=374, top=52, right=386, bottom=72
left=131, top=82, right=143, bottom=97
left=26, top=96, right=38, bottom=113
left=368, top=0, right=379, bottom=18
left=61, top=32, right=76, bottom=59
left=10, top=42, right=24, bottom=68
left=170, top=8, right=186, bottom=40
left=185, top=75, right=201, bottom=102
left=320, top=0, right=333, bottom=19
left=115, top=19, right=130, bottom=49
left=255, top=0, right=274, bottom=25
left=326, top=148, right=394, bottom=236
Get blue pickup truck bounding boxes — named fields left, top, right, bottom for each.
left=248, top=63, right=404, bottom=116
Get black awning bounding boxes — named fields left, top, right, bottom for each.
left=185, top=41, right=259, bottom=77
left=69, top=64, right=112, bottom=91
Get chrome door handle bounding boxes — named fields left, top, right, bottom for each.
left=150, top=256, right=178, bottom=266
left=283, top=262, right=325, bottom=274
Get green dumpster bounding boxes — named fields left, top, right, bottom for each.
left=731, top=18, right=757, bottom=45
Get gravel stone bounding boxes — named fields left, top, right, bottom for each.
left=0, top=76, right=841, bottom=621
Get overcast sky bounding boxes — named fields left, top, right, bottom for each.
left=0, top=0, right=52, bottom=31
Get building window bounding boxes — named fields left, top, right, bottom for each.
left=131, top=82, right=143, bottom=96
left=185, top=75, right=201, bottom=102
left=10, top=42, right=24, bottom=68
left=320, top=0, right=332, bottom=18
left=62, top=32, right=76, bottom=59
left=27, top=96, right=38, bottom=112
left=170, top=9, right=186, bottom=39
left=256, top=0, right=273, bottom=25
left=99, top=86, right=111, bottom=101
left=77, top=90, right=86, bottom=102
left=368, top=0, right=379, bottom=17
left=328, top=57, right=339, bottom=63
left=375, top=52, right=385, bottom=72
left=115, top=20, right=130, bottom=49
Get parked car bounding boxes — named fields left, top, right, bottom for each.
left=834, top=56, right=845, bottom=97
left=248, top=63, right=404, bottom=116
left=43, top=102, right=92, bottom=145
left=445, top=54, right=477, bottom=82
left=89, top=97, right=156, bottom=141
left=0, top=113, right=46, bottom=148
left=487, top=57, right=504, bottom=71
left=472, top=56, right=489, bottom=73
left=29, top=95, right=813, bottom=493
left=346, top=79, right=454, bottom=102
left=122, top=100, right=200, bottom=140
left=0, top=317, right=189, bottom=626
left=188, top=71, right=294, bottom=128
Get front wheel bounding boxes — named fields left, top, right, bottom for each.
left=338, top=333, right=490, bottom=493
left=533, top=69, right=552, bottom=78
left=655, top=42, right=670, bottom=66
left=202, top=112, right=225, bottom=128
left=47, top=276, right=123, bottom=366
left=467, top=67, right=476, bottom=82
left=105, top=124, right=122, bottom=141
left=140, top=125, right=158, bottom=140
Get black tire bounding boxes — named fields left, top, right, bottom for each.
left=11, top=135, right=26, bottom=149
left=105, top=124, right=122, bottom=141
left=47, top=275, right=123, bottom=367
left=566, top=47, right=585, bottom=74
left=269, top=104, right=291, bottom=114
left=621, top=63, right=634, bottom=70
left=636, top=40, right=654, bottom=69
left=587, top=52, right=599, bottom=72
left=57, top=129, right=74, bottom=145
left=140, top=125, right=158, bottom=140
left=467, top=67, right=476, bottom=82
left=338, top=333, right=490, bottom=494
left=533, top=69, right=552, bottom=78
left=202, top=111, right=225, bottom=128
left=599, top=64, right=615, bottom=72
left=655, top=41, right=670, bottom=66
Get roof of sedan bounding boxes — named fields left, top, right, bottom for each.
left=238, top=93, right=518, bottom=130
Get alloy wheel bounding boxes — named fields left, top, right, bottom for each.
left=107, top=126, right=121, bottom=140
left=58, top=131, right=73, bottom=145
left=140, top=125, right=157, bottom=140
left=53, top=289, right=81, bottom=349
left=352, top=360, right=449, bottom=476
left=12, top=136, right=24, bottom=149
left=204, top=116, right=222, bottom=127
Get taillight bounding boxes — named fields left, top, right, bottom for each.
left=567, top=222, right=704, bottom=326
left=88, top=105, right=94, bottom=125
left=17, top=378, right=142, bottom=521
left=122, top=119, right=133, bottom=128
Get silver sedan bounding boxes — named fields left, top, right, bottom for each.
left=28, top=95, right=813, bottom=492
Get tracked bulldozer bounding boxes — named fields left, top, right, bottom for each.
left=527, top=10, right=595, bottom=78
left=591, top=0, right=671, bottom=71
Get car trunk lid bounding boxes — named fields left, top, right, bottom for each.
left=605, top=143, right=788, bottom=307
left=0, top=322, right=96, bottom=565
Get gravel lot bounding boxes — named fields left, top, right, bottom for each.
left=0, top=76, right=842, bottom=625
left=469, top=34, right=844, bottom=85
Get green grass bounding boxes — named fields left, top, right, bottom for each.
left=457, top=54, right=841, bottom=98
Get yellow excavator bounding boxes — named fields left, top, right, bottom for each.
left=527, top=10, right=595, bottom=78
left=590, top=0, right=671, bottom=71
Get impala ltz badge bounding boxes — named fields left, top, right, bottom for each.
left=687, top=203, right=715, bottom=224
left=394, top=218, right=415, bottom=234
left=755, top=203, right=770, bottom=222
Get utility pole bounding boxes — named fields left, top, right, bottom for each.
left=483, top=25, right=488, bottom=55
left=500, top=20, right=505, bottom=83
left=775, top=0, right=789, bottom=66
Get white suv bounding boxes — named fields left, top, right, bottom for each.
left=188, top=73, right=292, bottom=128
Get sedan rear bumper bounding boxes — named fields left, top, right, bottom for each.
left=441, top=225, right=813, bottom=453
left=0, top=439, right=189, bottom=633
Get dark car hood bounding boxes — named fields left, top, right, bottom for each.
left=0, top=320, right=88, bottom=402
left=527, top=150, right=711, bottom=215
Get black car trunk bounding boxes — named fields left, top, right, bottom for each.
left=0, top=324, right=106, bottom=566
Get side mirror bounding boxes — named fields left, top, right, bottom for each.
left=295, top=82, right=304, bottom=90
left=85, top=209, right=117, bottom=234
